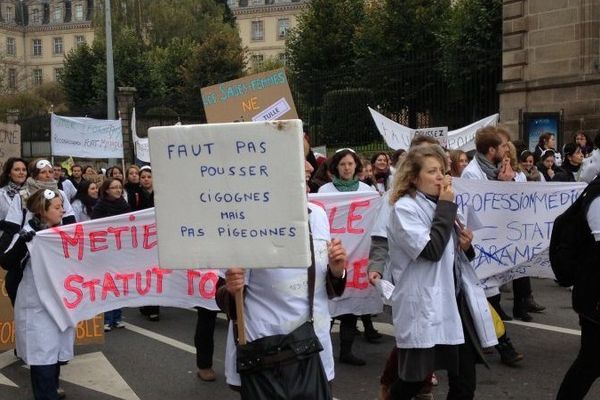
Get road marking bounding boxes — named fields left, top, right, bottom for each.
left=0, top=350, right=19, bottom=387
left=505, top=320, right=581, bottom=336
left=122, top=322, right=223, bottom=363
left=60, top=352, right=140, bottom=400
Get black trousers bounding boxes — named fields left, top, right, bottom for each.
left=195, top=307, right=218, bottom=369
left=30, top=363, right=60, bottom=400
left=556, top=317, right=600, bottom=399
left=512, top=277, right=532, bottom=302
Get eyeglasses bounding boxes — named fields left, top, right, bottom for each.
left=335, top=148, right=356, bottom=154
left=43, top=189, right=57, bottom=200
left=36, top=159, right=52, bottom=170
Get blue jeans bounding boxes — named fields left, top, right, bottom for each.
left=30, top=363, right=59, bottom=400
left=104, top=309, right=122, bottom=326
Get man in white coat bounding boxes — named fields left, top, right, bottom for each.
left=460, top=126, right=525, bottom=367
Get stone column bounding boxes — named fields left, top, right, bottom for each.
left=117, top=87, right=137, bottom=165
left=6, top=109, right=20, bottom=125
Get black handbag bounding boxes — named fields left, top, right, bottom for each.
left=235, top=233, right=332, bottom=400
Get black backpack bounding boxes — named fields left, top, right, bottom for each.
left=549, top=177, right=600, bottom=287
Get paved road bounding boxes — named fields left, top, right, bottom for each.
left=1, top=278, right=599, bottom=400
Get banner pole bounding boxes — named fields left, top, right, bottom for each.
left=235, top=288, right=246, bottom=345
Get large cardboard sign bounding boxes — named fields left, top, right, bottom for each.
left=453, top=178, right=586, bottom=288
left=51, top=113, right=123, bottom=158
left=148, top=120, right=310, bottom=270
left=201, top=69, right=298, bottom=123
left=0, top=271, right=104, bottom=350
left=0, top=122, right=21, bottom=172
left=29, top=208, right=219, bottom=331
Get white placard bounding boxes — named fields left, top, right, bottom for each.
left=51, top=113, right=123, bottom=158
left=453, top=178, right=586, bottom=288
left=251, top=97, right=291, bottom=122
left=131, top=109, right=150, bottom=163
left=148, top=120, right=310, bottom=269
left=29, top=208, right=219, bottom=331
left=446, top=113, right=499, bottom=151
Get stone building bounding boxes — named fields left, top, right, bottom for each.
left=0, top=0, right=95, bottom=92
left=499, top=0, right=600, bottom=147
left=227, top=0, right=308, bottom=70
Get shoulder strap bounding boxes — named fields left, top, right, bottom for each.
left=308, top=224, right=316, bottom=321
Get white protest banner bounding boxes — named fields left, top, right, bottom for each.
left=149, top=120, right=310, bottom=269
left=131, top=108, right=150, bottom=163
left=446, top=114, right=499, bottom=152
left=453, top=178, right=586, bottom=288
left=0, top=122, right=21, bottom=172
left=51, top=113, right=123, bottom=158
left=369, top=107, right=498, bottom=151
left=308, top=191, right=384, bottom=316
left=29, top=208, right=219, bottom=331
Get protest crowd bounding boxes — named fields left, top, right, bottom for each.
left=1, top=122, right=600, bottom=400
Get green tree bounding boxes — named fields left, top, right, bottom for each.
left=59, top=43, right=104, bottom=113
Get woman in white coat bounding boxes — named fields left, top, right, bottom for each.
left=0, top=189, right=74, bottom=400
left=318, top=148, right=380, bottom=365
left=387, top=146, right=497, bottom=399
left=0, top=157, right=28, bottom=237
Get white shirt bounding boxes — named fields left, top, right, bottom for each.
left=5, top=189, right=75, bottom=229
left=225, top=203, right=335, bottom=386
left=71, top=199, right=91, bottom=222
left=580, top=148, right=600, bottom=183
left=60, top=179, right=77, bottom=201
left=588, top=196, right=600, bottom=242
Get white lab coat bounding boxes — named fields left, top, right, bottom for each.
left=461, top=157, right=488, bottom=180
left=12, top=226, right=75, bottom=365
left=387, top=192, right=497, bottom=349
left=580, top=148, right=600, bottom=183
left=5, top=189, right=75, bottom=229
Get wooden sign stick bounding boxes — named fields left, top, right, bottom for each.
left=235, top=288, right=246, bottom=345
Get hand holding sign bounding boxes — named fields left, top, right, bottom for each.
left=327, top=238, right=347, bottom=278
left=225, top=268, right=245, bottom=295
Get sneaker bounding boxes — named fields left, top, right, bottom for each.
left=113, top=321, right=126, bottom=329
left=197, top=368, right=216, bottom=381
left=148, top=314, right=160, bottom=322
left=496, top=338, right=524, bottom=366
left=57, top=387, right=66, bottom=399
left=104, top=324, right=112, bottom=332
left=526, top=296, right=546, bottom=313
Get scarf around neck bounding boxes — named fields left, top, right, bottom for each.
left=5, top=181, right=22, bottom=200
left=475, top=152, right=499, bottom=180
left=20, top=177, right=58, bottom=205
left=332, top=176, right=359, bottom=192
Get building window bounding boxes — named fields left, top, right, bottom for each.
left=8, top=68, right=16, bottom=90
left=6, top=37, right=16, bottom=56
left=32, top=8, right=41, bottom=24
left=278, top=52, right=288, bottom=65
left=74, top=3, right=84, bottom=20
left=5, top=6, right=13, bottom=22
left=251, top=54, right=264, bottom=69
left=75, top=35, right=86, bottom=47
left=277, top=18, right=290, bottom=40
left=251, top=21, right=264, bottom=41
left=54, top=68, right=63, bottom=82
left=33, top=69, right=43, bottom=86
left=32, top=39, right=42, bottom=57
left=53, top=5, right=63, bottom=22
left=53, top=38, right=63, bottom=55
left=265, top=0, right=275, bottom=4
left=238, top=0, right=248, bottom=6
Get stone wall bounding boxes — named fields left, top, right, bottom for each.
left=499, top=0, right=600, bottom=143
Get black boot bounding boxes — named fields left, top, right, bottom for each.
left=495, top=335, right=524, bottom=366
left=339, top=340, right=366, bottom=366
left=361, top=315, right=382, bottom=343
left=513, top=298, right=533, bottom=322
left=526, top=295, right=545, bottom=313
left=488, top=294, right=512, bottom=321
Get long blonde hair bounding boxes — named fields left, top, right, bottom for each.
left=389, top=145, right=447, bottom=204
left=506, top=142, right=521, bottom=172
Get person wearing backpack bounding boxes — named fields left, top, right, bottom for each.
left=555, top=176, right=600, bottom=399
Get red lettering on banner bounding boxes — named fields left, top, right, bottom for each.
left=107, top=226, right=129, bottom=249
left=56, top=224, right=84, bottom=260
left=152, top=267, right=172, bottom=293
left=143, top=224, right=158, bottom=249
left=136, top=270, right=152, bottom=295
left=89, top=230, right=108, bottom=252
left=82, top=279, right=100, bottom=301
left=101, top=273, right=120, bottom=300
left=187, top=270, right=219, bottom=299
left=63, top=274, right=84, bottom=309
left=347, top=200, right=369, bottom=234
left=115, top=273, right=135, bottom=296
left=131, top=225, right=139, bottom=248
left=346, top=258, right=369, bottom=289
left=327, top=207, right=345, bottom=234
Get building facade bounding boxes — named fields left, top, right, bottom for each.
left=499, top=0, right=600, bottom=146
left=0, top=0, right=95, bottom=92
left=228, top=0, right=308, bottom=69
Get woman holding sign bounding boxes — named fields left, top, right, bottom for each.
left=387, top=146, right=496, bottom=399
left=318, top=148, right=381, bottom=366
left=92, top=177, right=131, bottom=331
left=0, top=189, right=74, bottom=400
